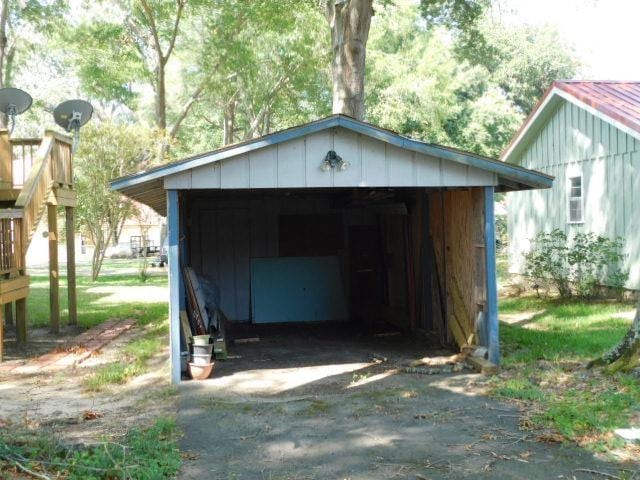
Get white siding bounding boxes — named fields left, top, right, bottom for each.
left=507, top=99, right=640, bottom=289
left=163, top=127, right=497, bottom=190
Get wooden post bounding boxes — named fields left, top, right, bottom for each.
left=0, top=130, right=12, bottom=190
left=65, top=207, right=77, bottom=325
left=16, top=298, right=26, bottom=344
left=48, top=204, right=60, bottom=334
left=484, top=187, right=500, bottom=365
left=167, top=190, right=182, bottom=384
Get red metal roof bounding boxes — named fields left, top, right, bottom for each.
left=553, top=80, right=640, bottom=135
left=502, top=80, right=640, bottom=161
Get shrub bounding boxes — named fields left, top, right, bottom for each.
left=524, top=229, right=628, bottom=299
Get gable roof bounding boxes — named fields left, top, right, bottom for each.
left=112, top=114, right=553, bottom=215
left=502, top=80, right=640, bottom=163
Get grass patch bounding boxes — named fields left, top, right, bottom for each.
left=500, top=298, right=633, bottom=366
left=492, top=295, right=640, bottom=451
left=0, top=418, right=180, bottom=479
left=84, top=332, right=166, bottom=391
left=26, top=260, right=168, bottom=330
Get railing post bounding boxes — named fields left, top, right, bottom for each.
left=48, top=204, right=60, bottom=334
left=0, top=130, right=11, bottom=189
left=15, top=217, right=26, bottom=343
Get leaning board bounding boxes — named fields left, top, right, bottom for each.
left=250, top=256, right=348, bottom=323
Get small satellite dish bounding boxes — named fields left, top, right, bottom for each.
left=0, top=88, right=33, bottom=134
left=53, top=99, right=93, bottom=152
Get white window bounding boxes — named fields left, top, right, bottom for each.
left=568, top=175, right=584, bottom=223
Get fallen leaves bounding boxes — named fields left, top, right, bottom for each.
left=82, top=410, right=103, bottom=421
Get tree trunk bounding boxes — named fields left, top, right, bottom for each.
left=156, top=62, right=167, bottom=131
left=590, top=302, right=640, bottom=376
left=223, top=99, right=236, bottom=145
left=325, top=0, right=373, bottom=120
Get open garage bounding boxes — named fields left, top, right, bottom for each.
left=111, top=114, right=552, bottom=383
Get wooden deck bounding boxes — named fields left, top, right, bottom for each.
left=0, top=129, right=77, bottom=361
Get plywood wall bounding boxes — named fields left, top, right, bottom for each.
left=429, top=188, right=486, bottom=349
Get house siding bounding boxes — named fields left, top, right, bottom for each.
left=164, top=128, right=498, bottom=190
left=508, top=99, right=640, bottom=289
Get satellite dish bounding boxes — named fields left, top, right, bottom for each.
left=53, top=99, right=93, bottom=152
left=0, top=88, right=33, bottom=134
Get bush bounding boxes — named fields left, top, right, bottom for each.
left=524, top=229, right=628, bottom=299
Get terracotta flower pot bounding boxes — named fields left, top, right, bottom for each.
left=189, top=361, right=214, bottom=380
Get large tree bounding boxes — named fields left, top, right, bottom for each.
left=324, top=0, right=373, bottom=120
left=590, top=304, right=640, bottom=376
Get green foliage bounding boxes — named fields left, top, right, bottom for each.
left=74, top=122, right=155, bottom=280
left=0, top=418, right=180, bottom=479
left=524, top=229, right=628, bottom=299
left=367, top=3, right=579, bottom=157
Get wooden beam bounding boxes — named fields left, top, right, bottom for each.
left=484, top=186, right=500, bottom=364
left=48, top=204, right=60, bottom=334
left=0, top=130, right=11, bottom=187
left=16, top=298, right=26, bottom=344
left=66, top=207, right=77, bottom=326
left=167, top=190, right=181, bottom=384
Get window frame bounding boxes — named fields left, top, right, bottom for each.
left=567, top=173, right=584, bottom=224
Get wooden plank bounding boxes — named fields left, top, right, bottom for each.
left=15, top=298, right=26, bottom=344
left=48, top=204, right=59, bottom=334
left=66, top=207, right=77, bottom=325
left=180, top=310, right=192, bottom=345
left=0, top=285, right=29, bottom=304
left=0, top=275, right=29, bottom=294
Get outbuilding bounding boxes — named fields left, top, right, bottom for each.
left=112, top=114, right=552, bottom=383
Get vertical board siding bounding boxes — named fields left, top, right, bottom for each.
left=163, top=127, right=497, bottom=189
left=508, top=97, right=640, bottom=288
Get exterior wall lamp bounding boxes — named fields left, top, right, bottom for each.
left=320, top=150, right=349, bottom=172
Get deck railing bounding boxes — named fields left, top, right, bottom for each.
left=14, top=132, right=73, bottom=249
left=0, top=214, right=24, bottom=276
left=10, top=139, right=41, bottom=188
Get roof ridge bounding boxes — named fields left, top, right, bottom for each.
left=555, top=79, right=640, bottom=84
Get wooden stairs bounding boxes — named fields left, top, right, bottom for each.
left=0, top=129, right=78, bottom=360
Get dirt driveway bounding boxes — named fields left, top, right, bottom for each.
left=178, top=326, right=624, bottom=480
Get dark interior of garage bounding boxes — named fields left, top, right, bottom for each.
left=179, top=187, right=488, bottom=358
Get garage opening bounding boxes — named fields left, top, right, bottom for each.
left=179, top=186, right=489, bottom=377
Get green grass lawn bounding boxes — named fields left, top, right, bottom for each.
left=493, top=296, right=640, bottom=453
left=26, top=267, right=168, bottom=330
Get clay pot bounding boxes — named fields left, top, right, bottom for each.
left=188, top=362, right=214, bottom=380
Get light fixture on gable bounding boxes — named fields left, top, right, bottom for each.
left=320, top=150, right=349, bottom=172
